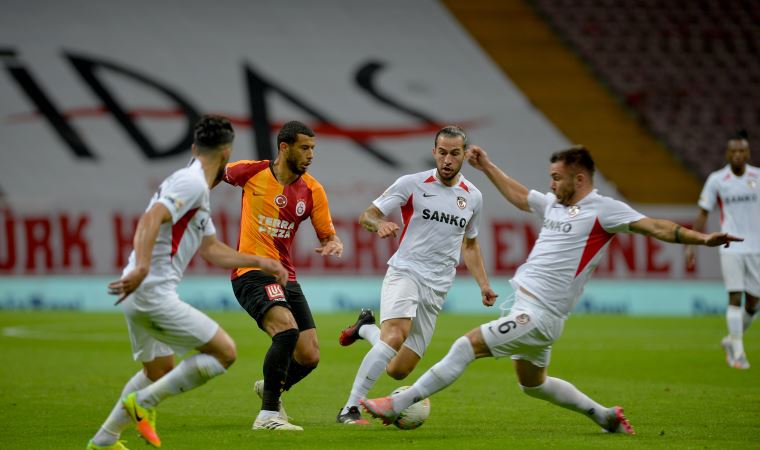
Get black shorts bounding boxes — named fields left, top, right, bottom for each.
left=232, top=270, right=316, bottom=332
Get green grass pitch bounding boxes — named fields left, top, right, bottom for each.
left=1, top=311, right=758, bottom=449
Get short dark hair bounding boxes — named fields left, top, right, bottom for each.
left=193, top=115, right=234, bottom=152
left=550, top=145, right=595, bottom=177
left=277, top=121, right=315, bottom=146
left=730, top=129, right=749, bottom=141
left=434, top=125, right=468, bottom=147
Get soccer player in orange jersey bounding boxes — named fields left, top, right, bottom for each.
left=223, top=120, right=343, bottom=431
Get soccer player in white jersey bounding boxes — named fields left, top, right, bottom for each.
left=86, top=116, right=288, bottom=450
left=335, top=126, right=498, bottom=424
left=362, top=145, right=741, bottom=434
left=686, top=130, right=759, bottom=369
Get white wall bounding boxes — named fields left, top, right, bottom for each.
left=0, top=0, right=718, bottom=280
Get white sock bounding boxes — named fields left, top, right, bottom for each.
left=727, top=305, right=745, bottom=355
left=358, top=324, right=381, bottom=346
left=742, top=309, right=757, bottom=332
left=342, top=340, right=396, bottom=413
left=392, top=336, right=475, bottom=413
left=137, top=354, right=226, bottom=407
left=92, top=370, right=152, bottom=446
left=256, top=410, right=279, bottom=421
left=521, top=377, right=607, bottom=426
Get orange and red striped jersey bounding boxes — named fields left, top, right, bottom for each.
left=224, top=160, right=336, bottom=281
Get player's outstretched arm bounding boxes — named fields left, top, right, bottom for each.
left=685, top=208, right=710, bottom=270
left=109, top=203, right=171, bottom=304
left=629, top=217, right=743, bottom=247
left=467, top=146, right=531, bottom=212
left=461, top=236, right=498, bottom=307
left=359, top=205, right=400, bottom=238
left=315, top=233, right=344, bottom=257
left=199, top=235, right=288, bottom=285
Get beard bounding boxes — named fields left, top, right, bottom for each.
left=287, top=157, right=306, bottom=175
left=730, top=161, right=746, bottom=171
left=555, top=188, right=574, bottom=206
left=437, top=167, right=459, bottom=182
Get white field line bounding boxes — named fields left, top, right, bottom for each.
left=2, top=324, right=124, bottom=341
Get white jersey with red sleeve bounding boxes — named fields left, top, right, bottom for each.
left=123, top=159, right=216, bottom=291
left=373, top=169, right=482, bottom=292
left=698, top=164, right=760, bottom=254
left=512, top=189, right=644, bottom=317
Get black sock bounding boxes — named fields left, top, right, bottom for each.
left=283, top=360, right=316, bottom=391
left=262, top=328, right=299, bottom=412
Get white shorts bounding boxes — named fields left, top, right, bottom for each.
left=380, top=267, right=446, bottom=357
left=480, top=290, right=564, bottom=368
left=720, top=253, right=760, bottom=297
left=121, top=286, right=219, bottom=362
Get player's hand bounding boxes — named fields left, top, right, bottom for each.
left=467, top=146, right=492, bottom=171
left=377, top=221, right=400, bottom=239
left=315, top=240, right=343, bottom=258
left=684, top=245, right=697, bottom=270
left=704, top=232, right=743, bottom=248
left=259, top=258, right=288, bottom=286
left=108, top=267, right=148, bottom=305
left=481, top=286, right=498, bottom=307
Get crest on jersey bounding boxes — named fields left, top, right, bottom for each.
left=274, top=194, right=288, bottom=208
left=515, top=313, right=530, bottom=324
left=568, top=205, right=580, bottom=217
left=456, top=196, right=467, bottom=209
left=749, top=180, right=757, bottom=189
left=296, top=200, right=306, bottom=216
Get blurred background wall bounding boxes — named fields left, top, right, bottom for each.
left=1, top=0, right=757, bottom=313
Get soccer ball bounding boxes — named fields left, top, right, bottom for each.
left=391, top=386, right=431, bottom=430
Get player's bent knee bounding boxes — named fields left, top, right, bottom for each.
left=219, top=333, right=238, bottom=366
left=386, top=355, right=416, bottom=380
left=294, top=334, right=320, bottom=367
left=203, top=330, right=237, bottom=368
left=146, top=367, right=171, bottom=381
left=465, top=330, right=480, bottom=346
left=144, top=364, right=173, bottom=381
left=143, top=354, right=175, bottom=381
left=219, top=342, right=237, bottom=368
left=381, top=331, right=406, bottom=351
left=297, top=350, right=320, bottom=368
left=386, top=366, right=412, bottom=380
left=464, top=328, right=491, bottom=358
